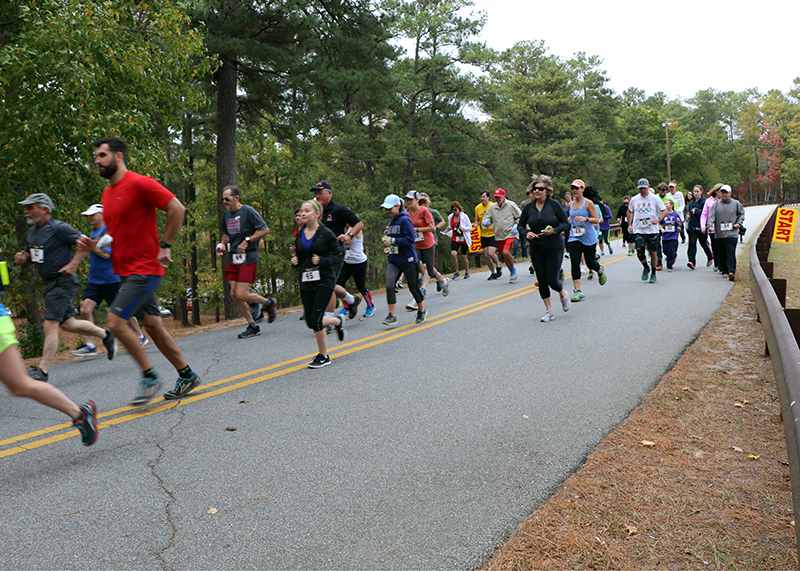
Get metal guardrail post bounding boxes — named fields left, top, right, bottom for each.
left=749, top=205, right=800, bottom=564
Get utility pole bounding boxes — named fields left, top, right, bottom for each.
left=663, top=121, right=672, bottom=182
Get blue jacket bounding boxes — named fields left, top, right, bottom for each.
left=687, top=197, right=706, bottom=231
left=386, top=210, right=418, bottom=267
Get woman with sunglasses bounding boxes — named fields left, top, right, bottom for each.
left=567, top=180, right=606, bottom=302
left=519, top=175, right=570, bottom=321
left=404, top=191, right=449, bottom=310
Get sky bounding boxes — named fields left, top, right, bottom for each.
left=461, top=0, right=798, bottom=101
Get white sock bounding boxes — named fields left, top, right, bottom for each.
left=343, top=293, right=355, bottom=305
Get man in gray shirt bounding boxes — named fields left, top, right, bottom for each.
left=13, top=193, right=115, bottom=382
left=707, top=184, right=745, bottom=281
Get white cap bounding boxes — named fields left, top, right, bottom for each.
left=81, top=204, right=103, bottom=215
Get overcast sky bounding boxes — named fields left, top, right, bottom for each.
left=462, top=0, right=798, bottom=101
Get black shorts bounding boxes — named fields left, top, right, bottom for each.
left=634, top=233, right=661, bottom=253
left=110, top=275, right=163, bottom=320
left=480, top=236, right=497, bottom=249
left=451, top=241, right=468, bottom=255
left=42, top=275, right=79, bottom=324
left=83, top=282, right=122, bottom=307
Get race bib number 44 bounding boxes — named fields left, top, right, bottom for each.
left=232, top=253, right=246, bottom=265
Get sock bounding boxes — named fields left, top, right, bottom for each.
left=325, top=311, right=335, bottom=318
left=143, top=368, right=157, bottom=380
left=178, top=365, right=193, bottom=379
left=343, top=293, right=355, bottom=305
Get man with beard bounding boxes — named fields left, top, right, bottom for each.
left=79, top=137, right=200, bottom=406
left=14, top=194, right=117, bottom=382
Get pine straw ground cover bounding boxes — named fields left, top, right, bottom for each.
left=483, top=243, right=799, bottom=570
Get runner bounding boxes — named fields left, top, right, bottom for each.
left=443, top=202, right=472, bottom=280
left=686, top=185, right=713, bottom=269
left=216, top=185, right=276, bottom=339
left=405, top=190, right=449, bottom=311
left=291, top=200, right=346, bottom=368
left=474, top=191, right=501, bottom=280
left=519, top=175, right=570, bottom=322
left=659, top=198, right=683, bottom=271
left=0, top=263, right=98, bottom=445
left=616, top=196, right=635, bottom=255
left=14, top=194, right=116, bottom=382
left=627, top=178, right=666, bottom=284
left=380, top=195, right=426, bottom=326
left=566, top=181, right=606, bottom=300
left=700, top=184, right=722, bottom=272
left=706, top=184, right=745, bottom=280
left=84, top=136, right=200, bottom=406
left=419, top=193, right=447, bottom=289
left=336, top=224, right=376, bottom=318
left=484, top=189, right=521, bottom=283
left=310, top=181, right=364, bottom=319
left=72, top=204, right=147, bottom=357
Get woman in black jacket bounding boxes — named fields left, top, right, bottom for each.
left=686, top=184, right=713, bottom=269
left=519, top=175, right=571, bottom=322
left=291, top=200, right=346, bottom=369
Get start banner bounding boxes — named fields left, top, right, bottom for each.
left=773, top=207, right=798, bottom=244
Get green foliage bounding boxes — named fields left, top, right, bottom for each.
left=17, top=321, right=44, bottom=359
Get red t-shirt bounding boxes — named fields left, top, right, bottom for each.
left=102, top=171, right=175, bottom=277
left=409, top=206, right=435, bottom=250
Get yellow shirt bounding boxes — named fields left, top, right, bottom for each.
left=475, top=202, right=495, bottom=238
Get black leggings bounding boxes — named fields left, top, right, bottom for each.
left=337, top=261, right=369, bottom=296
left=687, top=229, right=713, bottom=265
left=386, top=263, right=423, bottom=306
left=301, top=286, right=335, bottom=332
left=530, top=243, right=564, bottom=300
left=417, top=246, right=441, bottom=280
left=567, top=240, right=600, bottom=278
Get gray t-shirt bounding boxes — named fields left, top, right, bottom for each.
left=25, top=218, right=82, bottom=281
left=222, top=205, right=268, bottom=265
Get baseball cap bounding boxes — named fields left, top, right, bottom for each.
left=668, top=181, right=677, bottom=188
left=719, top=184, right=732, bottom=193
left=570, top=179, right=585, bottom=188
left=81, top=204, right=103, bottom=216
left=493, top=188, right=506, bottom=198
left=637, top=178, right=650, bottom=189
left=18, top=193, right=55, bottom=211
left=404, top=190, right=420, bottom=200
left=310, top=180, right=332, bottom=192
left=380, top=194, right=402, bottom=209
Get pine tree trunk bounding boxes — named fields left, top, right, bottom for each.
left=216, top=58, right=238, bottom=320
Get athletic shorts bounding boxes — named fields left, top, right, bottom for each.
left=110, top=275, right=163, bottom=320
left=224, top=262, right=257, bottom=284
left=480, top=236, right=497, bottom=249
left=83, top=282, right=122, bottom=306
left=42, top=274, right=79, bottom=323
left=495, top=237, right=514, bottom=254
left=451, top=241, right=468, bottom=255
left=0, top=302, right=19, bottom=355
left=634, top=233, right=661, bottom=253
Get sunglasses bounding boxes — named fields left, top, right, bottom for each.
left=222, top=197, right=232, bottom=202
left=533, top=187, right=546, bottom=191
left=570, top=185, right=583, bottom=190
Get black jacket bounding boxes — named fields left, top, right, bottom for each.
left=292, top=225, right=344, bottom=291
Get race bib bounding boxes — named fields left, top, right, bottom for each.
left=344, top=247, right=351, bottom=261
left=232, top=253, right=246, bottom=265
left=388, top=245, right=399, bottom=255
left=414, top=230, right=424, bottom=242
left=572, top=225, right=585, bottom=237
left=301, top=267, right=320, bottom=282
left=30, top=248, right=44, bottom=263
left=665, top=224, right=675, bottom=232
left=639, top=218, right=652, bottom=228
left=720, top=222, right=733, bottom=231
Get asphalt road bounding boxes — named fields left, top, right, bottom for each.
left=0, top=205, right=774, bottom=570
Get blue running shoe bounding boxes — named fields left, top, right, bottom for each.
left=130, top=375, right=162, bottom=407
left=363, top=304, right=375, bottom=318
left=164, top=371, right=201, bottom=401
left=73, top=401, right=98, bottom=446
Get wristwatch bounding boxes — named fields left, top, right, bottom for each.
left=160, top=241, right=171, bottom=249
left=346, top=231, right=353, bottom=237
left=245, top=236, right=251, bottom=243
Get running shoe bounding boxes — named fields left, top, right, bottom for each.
left=335, top=315, right=346, bottom=342
left=535, top=281, right=538, bottom=287
left=656, top=265, right=663, bottom=271
left=73, top=401, right=98, bottom=446
left=720, top=272, right=728, bottom=279
left=464, top=271, right=470, bottom=279
left=348, top=294, right=362, bottom=319
left=163, top=371, right=201, bottom=401
left=419, top=287, right=426, bottom=299
left=494, top=268, right=502, bottom=279
left=529, top=266, right=535, bottom=275
left=364, top=305, right=375, bottom=318
left=560, top=291, right=571, bottom=312
left=540, top=309, right=555, bottom=322
left=587, top=271, right=594, bottom=280
left=27, top=366, right=49, bottom=382
left=405, top=300, right=418, bottom=311
left=565, top=253, right=570, bottom=258
left=382, top=314, right=397, bottom=326
left=452, top=272, right=460, bottom=280
left=713, top=266, right=718, bottom=272
left=729, top=273, right=736, bottom=282
left=687, top=262, right=695, bottom=270
left=71, top=343, right=97, bottom=357
left=415, top=309, right=427, bottom=324
left=609, top=246, right=614, bottom=254
left=396, top=281, right=404, bottom=289
left=130, top=375, right=162, bottom=406
left=580, top=264, right=588, bottom=274
left=250, top=302, right=263, bottom=323
left=627, top=250, right=634, bottom=256
left=103, top=329, right=116, bottom=361
left=140, top=334, right=149, bottom=347
left=308, top=353, right=331, bottom=369
left=436, top=280, right=443, bottom=292
left=667, top=268, right=673, bottom=272
left=641, top=266, right=650, bottom=281
left=335, top=304, right=349, bottom=318
left=237, top=323, right=260, bottom=339
left=509, top=269, right=518, bottom=283
left=649, top=271, right=657, bottom=283
left=266, top=297, right=278, bottom=323
left=570, top=290, right=585, bottom=302
left=598, top=266, right=607, bottom=286
left=487, top=272, right=497, bottom=281
left=707, top=260, right=714, bottom=267
left=442, top=278, right=450, bottom=297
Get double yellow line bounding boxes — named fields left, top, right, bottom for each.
left=1, top=255, right=626, bottom=459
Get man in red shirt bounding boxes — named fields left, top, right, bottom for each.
left=79, top=137, right=200, bottom=406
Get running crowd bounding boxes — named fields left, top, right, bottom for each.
left=0, top=137, right=746, bottom=447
